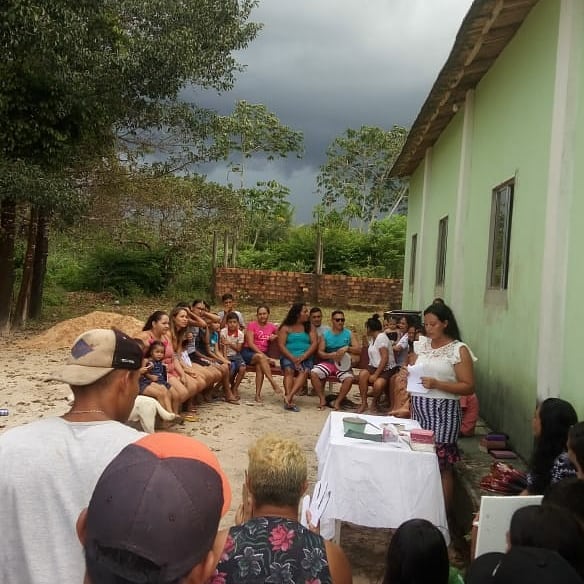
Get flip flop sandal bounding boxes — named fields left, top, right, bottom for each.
left=182, top=413, right=198, bottom=422
left=284, top=403, right=300, bottom=412
left=226, top=399, right=241, bottom=405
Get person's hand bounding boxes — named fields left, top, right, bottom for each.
left=180, top=375, right=188, bottom=385
left=370, top=373, right=378, bottom=383
left=305, top=509, right=320, bottom=534
left=398, top=367, right=408, bottom=380
left=420, top=376, right=437, bottom=389
left=269, top=333, right=278, bottom=341
left=139, top=362, right=152, bottom=375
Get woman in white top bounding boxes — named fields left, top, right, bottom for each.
left=358, top=314, right=396, bottom=413
left=406, top=303, right=476, bottom=513
left=404, top=302, right=476, bottom=513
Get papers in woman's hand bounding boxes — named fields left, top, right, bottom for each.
left=406, top=363, right=428, bottom=393
left=300, top=480, right=331, bottom=529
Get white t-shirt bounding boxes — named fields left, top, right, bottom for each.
left=368, top=333, right=395, bottom=369
left=220, top=327, right=244, bottom=357
left=0, top=417, right=144, bottom=584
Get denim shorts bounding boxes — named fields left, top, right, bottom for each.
left=280, top=356, right=313, bottom=371
left=240, top=347, right=257, bottom=365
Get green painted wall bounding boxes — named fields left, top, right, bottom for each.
left=402, top=0, right=561, bottom=456
left=559, top=7, right=584, bottom=416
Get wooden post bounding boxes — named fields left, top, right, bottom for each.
left=211, top=231, right=218, bottom=269
left=223, top=233, right=229, bottom=268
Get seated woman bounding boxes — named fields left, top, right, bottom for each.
left=467, top=505, right=584, bottom=584
left=358, top=313, right=395, bottom=413
left=241, top=305, right=282, bottom=402
left=169, top=306, right=222, bottom=410
left=212, top=435, right=352, bottom=584
left=189, top=299, right=232, bottom=400
left=138, top=310, right=190, bottom=415
left=568, top=422, right=584, bottom=478
left=523, top=397, right=578, bottom=494
left=277, top=303, right=318, bottom=411
left=383, top=518, right=460, bottom=584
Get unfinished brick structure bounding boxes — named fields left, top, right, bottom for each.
left=213, top=267, right=402, bottom=309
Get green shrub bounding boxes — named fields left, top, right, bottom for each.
left=80, top=247, right=172, bottom=296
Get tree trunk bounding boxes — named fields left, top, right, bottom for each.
left=223, top=233, right=229, bottom=268
left=12, top=206, right=39, bottom=328
left=211, top=231, right=218, bottom=269
left=29, top=208, right=50, bottom=319
left=231, top=231, right=238, bottom=266
left=315, top=229, right=324, bottom=275
left=0, top=200, right=17, bottom=333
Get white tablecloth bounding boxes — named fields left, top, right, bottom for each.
left=315, top=411, right=449, bottom=542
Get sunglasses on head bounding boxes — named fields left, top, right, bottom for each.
left=333, top=317, right=345, bottom=322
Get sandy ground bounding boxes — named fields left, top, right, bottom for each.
left=0, top=313, right=388, bottom=583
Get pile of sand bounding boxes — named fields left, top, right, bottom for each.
left=21, top=311, right=145, bottom=350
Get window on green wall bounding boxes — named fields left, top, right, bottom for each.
left=488, top=180, right=514, bottom=290
left=435, top=216, right=448, bottom=287
left=409, top=234, right=417, bottom=289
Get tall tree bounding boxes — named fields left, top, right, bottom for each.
left=212, top=100, right=304, bottom=187
left=317, top=125, right=408, bottom=231
left=0, top=0, right=261, bottom=327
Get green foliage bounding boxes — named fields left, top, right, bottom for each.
left=212, top=100, right=304, bottom=170
left=317, top=125, right=408, bottom=230
left=236, top=216, right=407, bottom=278
left=80, top=247, right=173, bottom=297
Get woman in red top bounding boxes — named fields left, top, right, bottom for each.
left=138, top=311, right=189, bottom=414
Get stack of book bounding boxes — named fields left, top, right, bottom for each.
left=410, top=428, right=435, bottom=452
left=479, top=433, right=517, bottom=459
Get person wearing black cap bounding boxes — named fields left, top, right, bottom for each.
left=77, top=432, right=232, bottom=584
left=0, top=328, right=146, bottom=584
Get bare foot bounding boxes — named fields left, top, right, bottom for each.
left=255, top=394, right=263, bottom=403
left=333, top=401, right=341, bottom=411
left=272, top=384, right=283, bottom=395
left=357, top=405, right=368, bottom=414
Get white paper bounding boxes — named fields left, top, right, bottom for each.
left=303, top=480, right=331, bottom=529
left=406, top=363, right=428, bottom=393
left=300, top=494, right=310, bottom=528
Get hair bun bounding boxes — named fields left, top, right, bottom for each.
left=372, top=313, right=380, bottom=320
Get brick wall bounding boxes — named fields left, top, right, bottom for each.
left=213, top=267, right=402, bottom=309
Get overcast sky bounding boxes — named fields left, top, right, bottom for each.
left=192, top=0, right=474, bottom=223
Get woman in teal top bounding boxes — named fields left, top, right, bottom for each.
left=277, top=302, right=317, bottom=412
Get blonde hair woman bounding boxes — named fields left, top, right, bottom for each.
left=211, top=435, right=352, bottom=584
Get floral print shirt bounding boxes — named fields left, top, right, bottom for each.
left=211, top=516, right=332, bottom=584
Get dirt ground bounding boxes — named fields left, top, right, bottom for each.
left=0, top=306, right=391, bottom=583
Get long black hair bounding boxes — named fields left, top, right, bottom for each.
left=365, top=313, right=383, bottom=332
left=383, top=518, right=449, bottom=584
left=142, top=310, right=168, bottom=332
left=280, top=302, right=310, bottom=333
left=423, top=302, right=462, bottom=341
left=529, top=397, right=578, bottom=494
left=509, top=504, right=584, bottom=579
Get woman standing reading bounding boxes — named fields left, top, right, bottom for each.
left=405, top=302, right=476, bottom=513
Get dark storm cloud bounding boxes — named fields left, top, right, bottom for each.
left=189, top=0, right=474, bottom=221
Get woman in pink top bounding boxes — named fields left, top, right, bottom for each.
left=241, top=305, right=283, bottom=402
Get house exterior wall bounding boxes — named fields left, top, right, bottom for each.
left=402, top=0, right=563, bottom=456
left=559, top=1, right=584, bottom=411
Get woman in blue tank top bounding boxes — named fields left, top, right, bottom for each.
left=277, top=303, right=317, bottom=412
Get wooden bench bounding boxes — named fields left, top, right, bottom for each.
left=244, top=341, right=369, bottom=389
